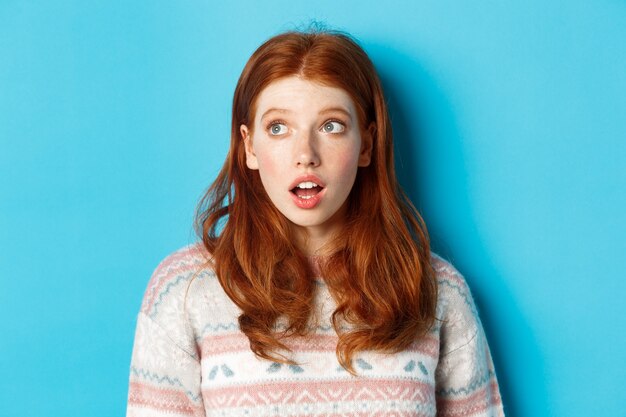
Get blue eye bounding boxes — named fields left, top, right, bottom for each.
left=322, top=121, right=345, bottom=133
left=269, top=123, right=288, bottom=135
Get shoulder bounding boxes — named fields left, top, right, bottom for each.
left=430, top=252, right=483, bottom=355
left=139, top=243, right=215, bottom=321
left=430, top=252, right=474, bottom=309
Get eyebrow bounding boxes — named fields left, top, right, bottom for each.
left=319, top=107, right=352, bottom=119
left=260, top=108, right=292, bottom=120
left=259, top=106, right=353, bottom=121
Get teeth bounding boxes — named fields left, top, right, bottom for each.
left=299, top=195, right=313, bottom=199
left=296, top=181, right=319, bottom=189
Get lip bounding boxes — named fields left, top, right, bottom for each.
left=288, top=174, right=326, bottom=191
left=290, top=187, right=326, bottom=209
left=288, top=174, right=326, bottom=209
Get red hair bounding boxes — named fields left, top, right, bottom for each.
left=195, top=30, right=437, bottom=373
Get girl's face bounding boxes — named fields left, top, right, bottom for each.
left=241, top=76, right=372, bottom=254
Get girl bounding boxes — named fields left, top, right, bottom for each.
left=127, top=30, right=504, bottom=417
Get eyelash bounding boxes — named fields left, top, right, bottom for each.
left=322, top=119, right=346, bottom=132
left=264, top=119, right=348, bottom=135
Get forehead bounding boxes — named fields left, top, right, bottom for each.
left=253, top=76, right=357, bottom=120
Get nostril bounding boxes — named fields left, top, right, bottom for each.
left=296, top=156, right=320, bottom=166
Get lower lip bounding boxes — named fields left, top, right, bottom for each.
left=290, top=188, right=325, bottom=209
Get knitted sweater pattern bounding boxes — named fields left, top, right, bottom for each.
left=127, top=244, right=504, bottom=417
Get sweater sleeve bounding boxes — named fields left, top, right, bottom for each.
left=126, top=247, right=207, bottom=417
left=127, top=313, right=205, bottom=417
left=434, top=260, right=504, bottom=417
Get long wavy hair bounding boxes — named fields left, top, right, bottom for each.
left=195, top=30, right=437, bottom=373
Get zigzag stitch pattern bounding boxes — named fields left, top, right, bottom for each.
left=438, top=279, right=478, bottom=316
left=435, top=370, right=497, bottom=396
left=149, top=273, right=193, bottom=319
left=130, top=366, right=202, bottom=402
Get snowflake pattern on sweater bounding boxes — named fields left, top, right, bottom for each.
left=127, top=244, right=504, bottom=417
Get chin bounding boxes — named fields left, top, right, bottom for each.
left=284, top=212, right=329, bottom=227
left=287, top=217, right=326, bottom=228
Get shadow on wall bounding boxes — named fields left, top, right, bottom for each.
left=367, top=42, right=547, bottom=417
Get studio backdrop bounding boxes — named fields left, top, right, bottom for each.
left=0, top=1, right=624, bottom=416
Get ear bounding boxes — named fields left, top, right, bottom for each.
left=241, top=124, right=259, bottom=170
left=358, top=122, right=375, bottom=167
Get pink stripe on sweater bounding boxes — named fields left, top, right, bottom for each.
left=436, top=380, right=502, bottom=417
left=141, top=245, right=208, bottom=314
left=128, top=381, right=204, bottom=417
left=202, top=378, right=434, bottom=409
left=431, top=257, right=466, bottom=286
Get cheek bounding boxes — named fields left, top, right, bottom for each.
left=253, top=142, right=276, bottom=171
left=257, top=156, right=278, bottom=176
left=253, top=144, right=284, bottom=187
left=332, top=149, right=362, bottom=186
left=336, top=142, right=362, bottom=172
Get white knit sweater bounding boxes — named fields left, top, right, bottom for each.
left=127, top=244, right=504, bottom=417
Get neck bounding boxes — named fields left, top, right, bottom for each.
left=292, top=226, right=334, bottom=256
left=290, top=201, right=349, bottom=256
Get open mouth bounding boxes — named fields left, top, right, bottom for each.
left=290, top=181, right=324, bottom=200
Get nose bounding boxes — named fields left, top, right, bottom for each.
left=294, top=130, right=320, bottom=167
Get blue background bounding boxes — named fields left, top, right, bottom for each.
left=1, top=1, right=624, bottom=416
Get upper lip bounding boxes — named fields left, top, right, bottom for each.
left=288, top=174, right=325, bottom=191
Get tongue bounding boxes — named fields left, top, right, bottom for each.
left=294, top=186, right=321, bottom=198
